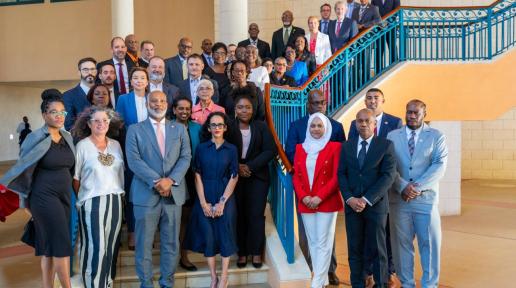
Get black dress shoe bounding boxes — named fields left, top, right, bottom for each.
left=328, top=272, right=340, bottom=285
left=179, top=260, right=198, bottom=271
left=236, top=260, right=247, bottom=268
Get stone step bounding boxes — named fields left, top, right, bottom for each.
left=113, top=261, right=269, bottom=288
left=118, top=248, right=238, bottom=266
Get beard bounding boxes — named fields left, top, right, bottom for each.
left=82, top=74, right=96, bottom=85
left=147, top=107, right=167, bottom=119
left=150, top=72, right=164, bottom=82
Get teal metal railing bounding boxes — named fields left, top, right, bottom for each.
left=266, top=0, right=516, bottom=263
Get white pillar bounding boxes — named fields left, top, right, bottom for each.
left=111, top=0, right=134, bottom=38
left=215, top=0, right=248, bottom=45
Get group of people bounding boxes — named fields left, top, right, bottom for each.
left=0, top=1, right=446, bottom=288
left=286, top=88, right=447, bottom=288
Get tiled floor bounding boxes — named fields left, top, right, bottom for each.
left=1, top=176, right=515, bottom=287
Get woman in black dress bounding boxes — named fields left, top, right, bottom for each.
left=1, top=89, right=75, bottom=288
left=226, top=87, right=277, bottom=268
left=204, top=42, right=231, bottom=95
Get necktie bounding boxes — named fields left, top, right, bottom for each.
left=155, top=122, right=165, bottom=157
left=117, top=63, right=127, bottom=94
left=374, top=126, right=378, bottom=136
left=336, top=21, right=342, bottom=36
left=358, top=140, right=367, bottom=169
left=182, top=60, right=188, bottom=80
left=359, top=6, right=366, bottom=21
left=408, top=130, right=416, bottom=157
left=283, top=27, right=289, bottom=46
left=323, top=21, right=328, bottom=34
left=208, top=55, right=214, bottom=67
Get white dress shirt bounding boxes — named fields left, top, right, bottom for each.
left=113, top=58, right=129, bottom=93
left=134, top=94, right=148, bottom=123
left=376, top=112, right=383, bottom=136
left=74, top=138, right=125, bottom=206
left=149, top=117, right=166, bottom=140
left=189, top=77, right=201, bottom=104
left=351, top=134, right=374, bottom=206
left=108, top=87, right=116, bottom=109
left=80, top=82, right=90, bottom=95
left=406, top=125, right=423, bottom=146
left=150, top=82, right=163, bottom=92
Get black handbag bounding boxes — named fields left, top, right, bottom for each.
left=21, top=218, right=35, bottom=248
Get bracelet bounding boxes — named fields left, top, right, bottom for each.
left=219, top=196, right=227, bottom=204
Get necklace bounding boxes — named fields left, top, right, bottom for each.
left=98, top=151, right=114, bottom=166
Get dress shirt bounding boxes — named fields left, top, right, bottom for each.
left=149, top=82, right=163, bottom=92
left=376, top=112, right=383, bottom=136
left=74, top=138, right=125, bottom=206
left=191, top=101, right=225, bottom=125
left=108, top=86, right=116, bottom=108
left=134, top=94, right=148, bottom=123
left=203, top=53, right=214, bottom=67
left=189, top=77, right=201, bottom=104
left=320, top=20, right=330, bottom=34
left=113, top=58, right=129, bottom=93
left=347, top=3, right=356, bottom=18
left=283, top=26, right=291, bottom=39
left=80, top=82, right=90, bottom=95
left=348, top=134, right=374, bottom=206
left=406, top=125, right=423, bottom=146
left=149, top=117, right=166, bottom=140
left=306, top=153, right=318, bottom=190
left=249, top=38, right=258, bottom=46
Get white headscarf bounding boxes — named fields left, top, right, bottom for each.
left=302, top=112, right=333, bottom=155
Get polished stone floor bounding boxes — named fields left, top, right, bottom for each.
left=1, top=175, right=515, bottom=287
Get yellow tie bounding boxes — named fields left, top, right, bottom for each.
left=182, top=61, right=188, bottom=80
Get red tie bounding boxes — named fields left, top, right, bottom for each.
left=374, top=126, right=377, bottom=136
left=117, top=63, right=127, bottom=94
left=336, top=21, right=342, bottom=36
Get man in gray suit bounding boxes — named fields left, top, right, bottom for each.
left=125, top=90, right=192, bottom=288
left=165, top=37, right=193, bottom=86
left=387, top=100, right=448, bottom=288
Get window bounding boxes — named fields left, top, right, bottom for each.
left=0, top=0, right=44, bottom=6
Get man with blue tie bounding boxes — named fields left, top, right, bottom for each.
left=338, top=108, right=397, bottom=288
left=328, top=1, right=359, bottom=53
left=63, top=57, right=97, bottom=130
left=165, top=37, right=193, bottom=87
left=346, top=0, right=360, bottom=19
left=201, top=38, right=214, bottom=68
left=387, top=100, right=448, bottom=288
left=319, top=3, right=332, bottom=34
left=349, top=88, right=402, bottom=288
left=125, top=90, right=191, bottom=288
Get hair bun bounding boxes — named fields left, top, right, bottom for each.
left=41, top=88, right=62, bottom=101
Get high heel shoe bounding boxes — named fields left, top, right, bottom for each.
left=179, top=259, right=198, bottom=271
left=236, top=256, right=247, bottom=268
left=252, top=255, right=263, bottom=269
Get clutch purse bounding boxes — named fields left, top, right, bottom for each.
left=21, top=218, right=35, bottom=248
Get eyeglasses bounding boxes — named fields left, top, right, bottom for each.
left=275, top=63, right=287, bottom=67
left=198, top=86, right=213, bottom=91
left=47, top=110, right=68, bottom=117
left=213, top=51, right=227, bottom=56
left=180, top=44, right=193, bottom=49
left=80, top=68, right=97, bottom=73
left=90, top=119, right=111, bottom=125
left=209, top=123, right=226, bottom=129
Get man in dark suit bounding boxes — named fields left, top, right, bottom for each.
left=177, top=54, right=219, bottom=104
left=338, top=108, right=397, bottom=288
left=97, top=37, right=135, bottom=97
left=165, top=37, right=193, bottom=87
left=271, top=10, right=305, bottom=60
left=352, top=0, right=382, bottom=83
left=346, top=0, right=360, bottom=19
left=372, top=0, right=400, bottom=73
left=63, top=57, right=97, bottom=130
left=97, top=62, right=120, bottom=108
left=238, top=23, right=272, bottom=60
left=319, top=3, right=332, bottom=34
left=200, top=38, right=214, bottom=68
left=125, top=34, right=140, bottom=67
left=139, top=40, right=155, bottom=68
left=147, top=56, right=180, bottom=109
left=348, top=88, right=402, bottom=288
left=328, top=1, right=359, bottom=53
left=285, top=89, right=345, bottom=285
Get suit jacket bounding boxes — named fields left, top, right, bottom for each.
left=338, top=136, right=396, bottom=213
left=349, top=112, right=402, bottom=139
left=238, top=38, right=272, bottom=60
left=226, top=119, right=277, bottom=182
left=352, top=4, right=382, bottom=30
left=387, top=124, right=448, bottom=205
left=178, top=76, right=220, bottom=104
left=63, top=84, right=90, bottom=130
left=164, top=55, right=185, bottom=87
left=201, top=53, right=213, bottom=68
left=125, top=118, right=191, bottom=207
left=271, top=26, right=305, bottom=59
left=96, top=58, right=135, bottom=97
left=319, top=19, right=331, bottom=34
left=138, top=58, right=149, bottom=68
left=292, top=142, right=344, bottom=213
left=372, top=0, right=400, bottom=17
left=328, top=18, right=359, bottom=53
left=285, top=115, right=346, bottom=164
left=115, top=91, right=141, bottom=128
left=305, top=32, right=332, bottom=65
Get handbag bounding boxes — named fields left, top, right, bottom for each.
left=21, top=218, right=35, bottom=248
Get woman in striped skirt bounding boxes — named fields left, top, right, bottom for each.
left=72, top=106, right=125, bottom=288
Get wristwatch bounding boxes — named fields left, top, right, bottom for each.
left=219, top=196, right=227, bottom=204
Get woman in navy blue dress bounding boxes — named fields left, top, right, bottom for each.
left=185, top=111, right=239, bottom=288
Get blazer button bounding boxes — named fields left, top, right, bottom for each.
left=325, top=160, right=328, bottom=164
left=409, top=178, right=413, bottom=182
left=321, top=181, right=325, bottom=185
left=323, top=171, right=327, bottom=175
left=409, top=167, right=412, bottom=170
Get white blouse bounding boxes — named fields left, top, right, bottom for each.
left=241, top=128, right=251, bottom=159
left=249, top=66, right=270, bottom=91
left=74, top=137, right=125, bottom=206
left=306, top=153, right=319, bottom=190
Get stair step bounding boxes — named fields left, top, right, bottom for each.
left=118, top=248, right=238, bottom=266
left=114, top=261, right=269, bottom=288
